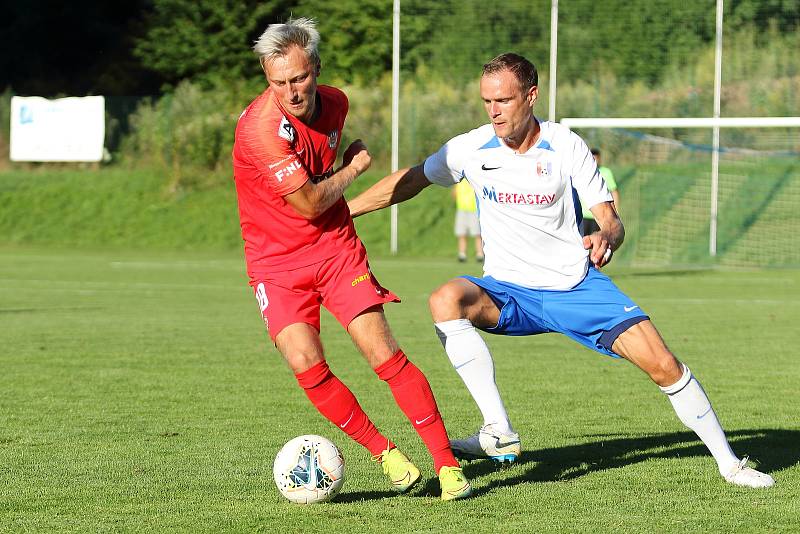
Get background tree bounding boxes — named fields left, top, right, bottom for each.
left=133, top=0, right=293, bottom=89
left=294, top=0, right=394, bottom=85
left=0, top=0, right=159, bottom=96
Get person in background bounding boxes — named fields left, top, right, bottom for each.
left=582, top=148, right=620, bottom=236
left=453, top=178, right=484, bottom=262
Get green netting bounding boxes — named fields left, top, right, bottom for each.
left=572, top=128, right=800, bottom=267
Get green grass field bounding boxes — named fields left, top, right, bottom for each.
left=1, top=246, right=798, bottom=532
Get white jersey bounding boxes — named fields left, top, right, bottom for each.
left=424, top=119, right=611, bottom=290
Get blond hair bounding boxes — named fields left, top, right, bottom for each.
left=253, top=17, right=320, bottom=69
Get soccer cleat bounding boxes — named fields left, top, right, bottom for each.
left=438, top=466, right=472, bottom=501
left=372, top=447, right=421, bottom=493
left=450, top=423, right=521, bottom=464
left=723, top=457, right=775, bottom=488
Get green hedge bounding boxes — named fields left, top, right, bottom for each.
left=0, top=167, right=458, bottom=257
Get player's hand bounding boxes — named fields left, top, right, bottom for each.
left=343, top=139, right=371, bottom=175
left=583, top=233, right=613, bottom=268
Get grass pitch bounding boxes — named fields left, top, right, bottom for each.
left=1, top=247, right=798, bottom=532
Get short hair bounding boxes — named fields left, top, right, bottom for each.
left=591, top=148, right=601, bottom=156
left=253, top=17, right=320, bottom=69
left=482, top=53, right=538, bottom=92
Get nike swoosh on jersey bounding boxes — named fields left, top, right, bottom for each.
left=481, top=164, right=501, bottom=170
left=624, top=305, right=639, bottom=312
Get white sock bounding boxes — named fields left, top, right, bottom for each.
left=434, top=319, right=514, bottom=434
left=660, top=364, right=739, bottom=475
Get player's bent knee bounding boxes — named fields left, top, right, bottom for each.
left=428, top=283, right=467, bottom=321
left=276, top=336, right=325, bottom=374
left=641, top=352, right=682, bottom=386
left=655, top=354, right=683, bottom=385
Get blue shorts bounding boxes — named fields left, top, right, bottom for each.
left=462, top=267, right=649, bottom=358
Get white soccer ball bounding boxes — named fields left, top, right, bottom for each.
left=273, top=434, right=345, bottom=504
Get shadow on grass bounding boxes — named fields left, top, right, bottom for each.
left=330, top=429, right=795, bottom=502
left=336, top=477, right=445, bottom=502
left=461, top=428, right=797, bottom=498
left=334, top=489, right=404, bottom=503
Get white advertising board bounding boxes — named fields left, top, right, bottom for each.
left=10, top=96, right=105, bottom=162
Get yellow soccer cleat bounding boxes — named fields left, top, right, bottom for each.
left=438, top=466, right=472, bottom=501
left=373, top=447, right=421, bottom=493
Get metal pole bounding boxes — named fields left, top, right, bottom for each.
left=710, top=0, right=723, bottom=256
left=548, top=0, right=558, bottom=122
left=390, top=0, right=400, bottom=254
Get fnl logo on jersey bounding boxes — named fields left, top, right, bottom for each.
left=481, top=185, right=556, bottom=206
left=274, top=159, right=302, bottom=182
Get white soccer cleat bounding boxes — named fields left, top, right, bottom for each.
left=723, top=457, right=775, bottom=488
left=450, top=423, right=521, bottom=464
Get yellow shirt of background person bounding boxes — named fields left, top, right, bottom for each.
left=455, top=179, right=478, bottom=212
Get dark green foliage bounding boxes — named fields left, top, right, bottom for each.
left=397, top=0, right=551, bottom=85
left=294, top=0, right=395, bottom=85
left=133, top=0, right=294, bottom=88
left=128, top=0, right=800, bottom=91
left=728, top=0, right=800, bottom=33
left=557, top=1, right=713, bottom=85
left=0, top=0, right=159, bottom=96
left=3, top=0, right=798, bottom=97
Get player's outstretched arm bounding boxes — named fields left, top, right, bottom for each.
left=348, top=164, right=431, bottom=218
left=284, top=140, right=371, bottom=219
left=584, top=201, right=625, bottom=268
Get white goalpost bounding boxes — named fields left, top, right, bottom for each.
left=561, top=116, right=800, bottom=258
left=390, top=0, right=401, bottom=254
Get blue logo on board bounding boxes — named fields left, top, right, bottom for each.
left=20, top=105, right=33, bottom=124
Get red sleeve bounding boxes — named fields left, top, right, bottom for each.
left=236, top=104, right=310, bottom=197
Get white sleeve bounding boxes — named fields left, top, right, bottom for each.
left=423, top=134, right=468, bottom=187
left=570, top=131, right=611, bottom=209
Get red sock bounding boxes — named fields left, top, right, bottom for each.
left=375, top=350, right=458, bottom=472
left=295, top=361, right=392, bottom=457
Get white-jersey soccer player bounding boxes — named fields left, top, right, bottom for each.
left=349, top=52, right=774, bottom=489
left=425, top=120, right=610, bottom=290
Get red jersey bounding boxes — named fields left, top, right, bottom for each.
left=232, top=85, right=357, bottom=276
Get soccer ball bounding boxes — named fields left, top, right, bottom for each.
left=273, top=434, right=345, bottom=504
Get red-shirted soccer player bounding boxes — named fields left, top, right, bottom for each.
left=232, top=17, right=471, bottom=501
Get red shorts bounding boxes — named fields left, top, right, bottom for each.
left=250, top=244, right=399, bottom=341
